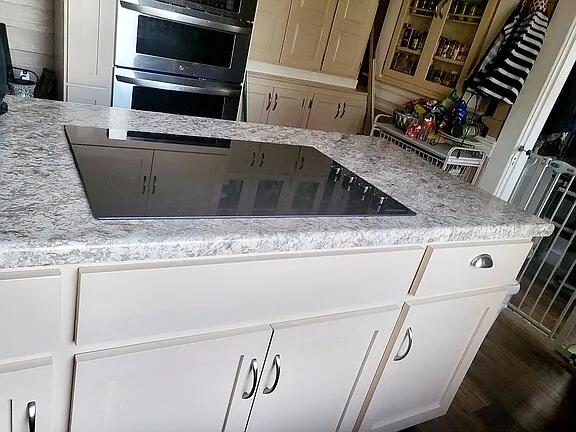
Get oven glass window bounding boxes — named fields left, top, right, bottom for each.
left=136, top=16, right=235, bottom=67
left=132, top=86, right=225, bottom=118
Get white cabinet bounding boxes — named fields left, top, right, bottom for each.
left=0, top=270, right=61, bottom=360
left=357, top=290, right=506, bottom=432
left=70, top=326, right=272, bottom=432
left=250, top=0, right=291, bottom=63
left=0, top=358, right=54, bottom=432
left=246, top=82, right=274, bottom=124
left=65, top=0, right=117, bottom=104
left=247, top=308, right=401, bottom=432
left=307, top=89, right=367, bottom=134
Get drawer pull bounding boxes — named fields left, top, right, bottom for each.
left=394, top=327, right=413, bottom=361
left=242, top=359, right=258, bottom=399
left=470, top=254, right=494, bottom=269
left=263, top=354, right=281, bottom=394
left=27, top=401, right=36, bottom=432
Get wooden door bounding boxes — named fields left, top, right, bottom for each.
left=146, top=149, right=228, bottom=216
left=246, top=308, right=401, bottom=432
left=67, top=84, right=111, bottom=106
left=334, top=95, right=368, bottom=134
left=0, top=358, right=53, bottom=432
left=280, top=0, right=339, bottom=71
left=67, top=0, right=116, bottom=88
left=70, top=144, right=153, bottom=217
left=246, top=82, right=273, bottom=124
left=249, top=0, right=291, bottom=63
left=322, top=0, right=379, bottom=78
left=357, top=291, right=506, bottom=432
left=266, top=86, right=309, bottom=128
left=70, top=327, right=272, bottom=432
left=305, top=92, right=341, bottom=132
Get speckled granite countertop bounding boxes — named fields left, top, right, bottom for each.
left=0, top=97, right=552, bottom=268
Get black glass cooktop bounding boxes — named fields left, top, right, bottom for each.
left=65, top=125, right=415, bottom=219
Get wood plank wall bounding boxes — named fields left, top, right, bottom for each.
left=0, top=0, right=54, bottom=77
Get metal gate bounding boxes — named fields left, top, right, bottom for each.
left=509, top=154, right=576, bottom=359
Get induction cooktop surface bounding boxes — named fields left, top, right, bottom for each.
left=65, top=125, right=416, bottom=219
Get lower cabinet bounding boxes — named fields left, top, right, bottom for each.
left=67, top=84, right=111, bottom=106
left=246, top=308, right=400, bottom=432
left=356, top=290, right=506, bottom=432
left=70, top=326, right=272, bottom=432
left=0, top=358, right=54, bottom=432
left=306, top=89, right=367, bottom=134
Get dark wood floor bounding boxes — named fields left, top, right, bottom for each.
left=406, top=309, right=576, bottom=432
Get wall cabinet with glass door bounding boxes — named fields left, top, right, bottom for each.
left=380, top=0, right=499, bottom=99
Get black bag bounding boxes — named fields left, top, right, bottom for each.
left=34, top=68, right=58, bottom=100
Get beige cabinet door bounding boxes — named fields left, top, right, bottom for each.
left=267, top=86, right=309, bottom=128
left=322, top=0, right=379, bottom=78
left=67, top=84, right=111, bottom=106
left=333, top=95, right=367, bottom=134
left=306, top=92, right=342, bottom=132
left=249, top=0, right=291, bottom=63
left=246, top=82, right=273, bottom=124
left=280, top=0, right=339, bottom=71
left=67, top=0, right=116, bottom=89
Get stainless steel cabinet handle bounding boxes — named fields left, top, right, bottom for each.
left=250, top=151, right=256, bottom=167
left=393, top=327, right=413, bottom=361
left=265, top=93, right=272, bottom=111
left=272, top=93, right=278, bottom=111
left=302, top=98, right=305, bottom=108
left=242, top=359, right=258, bottom=399
left=142, top=175, right=147, bottom=194
left=259, top=152, right=265, bottom=168
left=263, top=354, right=281, bottom=394
left=470, top=254, right=494, bottom=269
left=27, top=401, right=36, bottom=432
left=152, top=176, right=157, bottom=194
left=335, top=102, right=341, bottom=119
left=340, top=102, right=346, bottom=118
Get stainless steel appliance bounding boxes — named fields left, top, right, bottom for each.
left=113, top=0, right=255, bottom=119
left=66, top=125, right=416, bottom=219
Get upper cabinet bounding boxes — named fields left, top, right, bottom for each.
left=249, top=0, right=292, bottom=63
left=321, top=0, right=380, bottom=77
left=66, top=0, right=117, bottom=104
left=250, top=0, right=379, bottom=79
left=379, top=0, right=499, bottom=99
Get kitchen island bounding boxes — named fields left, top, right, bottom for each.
left=0, top=97, right=553, bottom=432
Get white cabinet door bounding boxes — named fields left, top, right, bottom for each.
left=67, top=0, right=116, bottom=88
left=67, top=84, right=111, bottom=106
left=249, top=0, right=291, bottom=63
left=70, top=327, right=272, bottom=432
left=322, top=0, right=379, bottom=78
left=246, top=82, right=273, bottom=124
left=246, top=308, right=401, bottom=432
left=267, top=86, right=309, bottom=128
left=146, top=149, right=228, bottom=216
left=306, top=92, right=341, bottom=132
left=334, top=95, right=367, bottom=134
left=280, top=0, right=339, bottom=71
left=0, top=358, right=53, bottom=432
left=358, top=291, right=506, bottom=432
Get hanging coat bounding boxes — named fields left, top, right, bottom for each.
left=466, top=0, right=549, bottom=105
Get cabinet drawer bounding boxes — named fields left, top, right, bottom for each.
left=76, top=248, right=424, bottom=345
left=0, top=357, right=53, bottom=432
left=0, top=270, right=61, bottom=359
left=411, top=241, right=532, bottom=297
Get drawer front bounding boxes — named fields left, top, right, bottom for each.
left=411, top=241, right=532, bottom=297
left=0, top=270, right=61, bottom=360
left=76, top=248, right=424, bottom=345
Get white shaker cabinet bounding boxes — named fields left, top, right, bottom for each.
left=357, top=290, right=506, bottom=432
left=70, top=327, right=272, bottom=432
left=0, top=358, right=54, bottom=432
left=246, top=308, right=401, bottom=432
left=250, top=0, right=291, bottom=63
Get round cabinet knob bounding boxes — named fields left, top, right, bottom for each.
left=470, top=254, right=494, bottom=269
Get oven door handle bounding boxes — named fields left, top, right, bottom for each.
left=119, top=0, right=252, bottom=34
left=116, top=73, right=241, bottom=97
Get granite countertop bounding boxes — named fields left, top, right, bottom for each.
left=0, top=97, right=553, bottom=269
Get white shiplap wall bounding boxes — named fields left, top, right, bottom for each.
left=0, top=0, right=54, bottom=76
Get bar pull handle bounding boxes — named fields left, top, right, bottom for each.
left=340, top=102, right=346, bottom=118
left=470, top=254, right=493, bottom=269
left=250, top=152, right=256, bottom=167
left=152, top=176, right=157, bottom=194
left=263, top=354, right=281, bottom=394
left=299, top=157, right=305, bottom=170
left=27, top=401, right=36, bottom=432
left=335, top=102, right=341, bottom=119
left=308, top=99, right=313, bottom=109
left=265, top=93, right=272, bottom=111
left=272, top=93, right=278, bottom=111
left=393, top=327, right=413, bottom=361
left=242, top=359, right=258, bottom=399
left=142, top=175, right=147, bottom=194
left=259, top=152, right=265, bottom=168
left=302, top=98, right=305, bottom=108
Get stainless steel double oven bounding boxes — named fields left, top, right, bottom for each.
left=113, top=0, right=256, bottom=120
